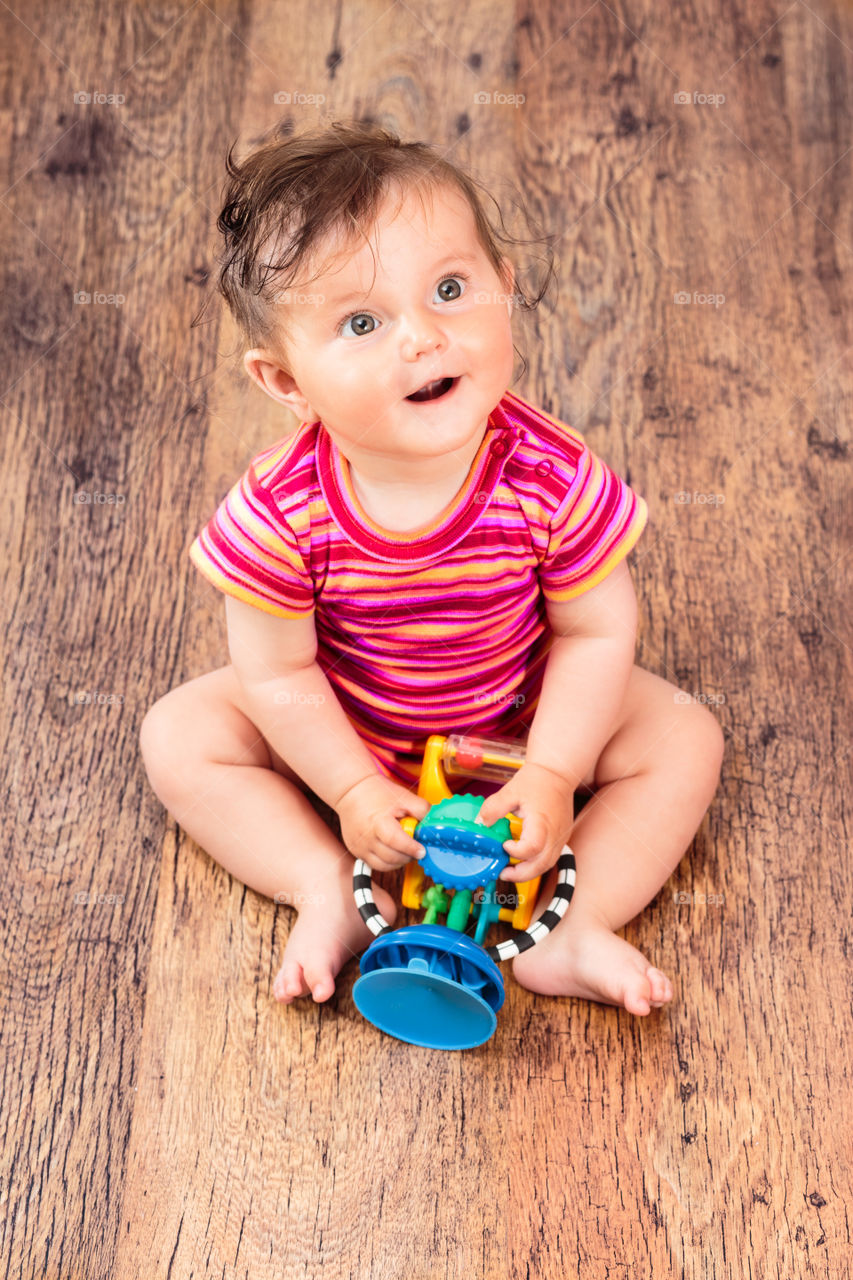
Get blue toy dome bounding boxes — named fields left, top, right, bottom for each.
left=353, top=924, right=505, bottom=1050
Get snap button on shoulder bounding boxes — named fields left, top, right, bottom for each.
left=489, top=438, right=508, bottom=456
left=534, top=460, right=553, bottom=477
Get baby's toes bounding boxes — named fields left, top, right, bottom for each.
left=302, top=960, right=336, bottom=1004
left=273, top=960, right=309, bottom=1004
left=623, top=975, right=653, bottom=1016
left=647, top=967, right=673, bottom=1008
left=622, top=959, right=668, bottom=1016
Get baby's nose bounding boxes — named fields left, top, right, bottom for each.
left=399, top=311, right=445, bottom=360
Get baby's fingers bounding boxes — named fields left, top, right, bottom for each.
left=361, top=847, right=410, bottom=873
left=376, top=815, right=424, bottom=861
left=500, top=848, right=555, bottom=883
left=499, top=819, right=556, bottom=883
left=504, top=812, right=549, bottom=863
left=358, top=832, right=415, bottom=872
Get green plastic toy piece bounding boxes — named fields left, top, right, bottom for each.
left=422, top=882, right=449, bottom=924
left=446, top=888, right=472, bottom=932
left=423, top=794, right=512, bottom=846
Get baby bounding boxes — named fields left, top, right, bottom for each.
left=140, top=121, right=724, bottom=1017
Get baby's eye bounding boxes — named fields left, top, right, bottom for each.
left=340, top=312, right=378, bottom=338
left=435, top=276, right=465, bottom=302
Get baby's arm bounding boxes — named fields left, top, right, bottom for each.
left=225, top=597, right=428, bottom=868
left=477, top=559, right=639, bottom=878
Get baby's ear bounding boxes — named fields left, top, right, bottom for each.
left=243, top=349, right=316, bottom=421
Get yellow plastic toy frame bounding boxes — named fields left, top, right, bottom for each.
left=400, top=734, right=541, bottom=931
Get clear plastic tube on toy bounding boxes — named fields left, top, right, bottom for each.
left=442, top=734, right=527, bottom=783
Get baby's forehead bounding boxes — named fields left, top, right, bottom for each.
left=294, top=180, right=483, bottom=287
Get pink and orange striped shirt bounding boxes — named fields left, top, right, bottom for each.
left=189, top=390, right=648, bottom=781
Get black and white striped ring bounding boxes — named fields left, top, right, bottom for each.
left=352, top=846, right=576, bottom=962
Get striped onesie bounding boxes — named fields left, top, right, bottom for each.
left=189, top=390, right=648, bottom=783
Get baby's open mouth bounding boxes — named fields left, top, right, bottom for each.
left=406, top=376, right=458, bottom=403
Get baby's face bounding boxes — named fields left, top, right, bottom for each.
left=274, top=182, right=515, bottom=470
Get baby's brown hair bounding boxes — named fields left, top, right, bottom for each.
left=209, top=119, right=553, bottom=365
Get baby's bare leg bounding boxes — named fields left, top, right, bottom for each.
left=139, top=666, right=395, bottom=1003
left=512, top=666, right=724, bottom=1014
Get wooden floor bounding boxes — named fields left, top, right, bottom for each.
left=2, top=2, right=851, bottom=1276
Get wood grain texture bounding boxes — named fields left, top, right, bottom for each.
left=1, top=2, right=850, bottom=1277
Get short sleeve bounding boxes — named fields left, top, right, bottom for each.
left=188, top=465, right=314, bottom=618
left=540, top=444, right=648, bottom=600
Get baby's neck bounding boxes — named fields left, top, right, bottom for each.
left=346, top=434, right=486, bottom=534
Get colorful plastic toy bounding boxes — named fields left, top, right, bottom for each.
left=352, top=733, right=576, bottom=1050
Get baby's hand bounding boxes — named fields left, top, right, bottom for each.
left=336, top=775, right=430, bottom=872
left=476, top=763, right=576, bottom=883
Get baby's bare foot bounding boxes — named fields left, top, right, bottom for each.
left=512, top=914, right=673, bottom=1016
left=272, top=875, right=397, bottom=1005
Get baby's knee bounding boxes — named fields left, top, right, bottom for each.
left=140, top=670, right=275, bottom=802
left=670, top=698, right=725, bottom=790
left=139, top=688, right=197, bottom=798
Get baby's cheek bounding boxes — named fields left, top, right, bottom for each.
left=480, top=317, right=514, bottom=380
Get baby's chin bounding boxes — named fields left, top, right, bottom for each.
left=400, top=418, right=491, bottom=458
